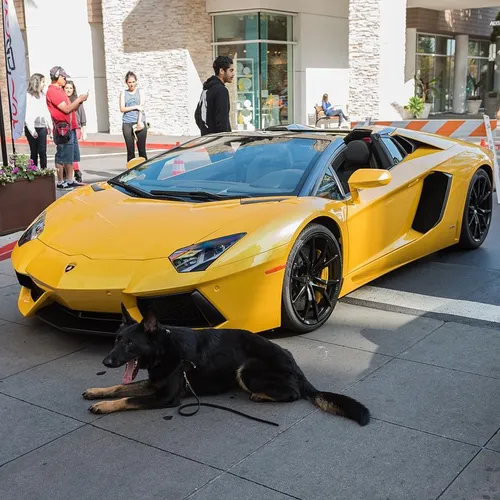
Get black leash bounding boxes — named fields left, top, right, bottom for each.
left=176, top=369, right=279, bottom=427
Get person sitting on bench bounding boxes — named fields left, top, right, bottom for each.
left=321, top=93, right=349, bottom=126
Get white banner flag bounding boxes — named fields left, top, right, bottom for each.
left=2, top=0, right=27, bottom=140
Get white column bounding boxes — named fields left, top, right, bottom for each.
left=348, top=0, right=408, bottom=122
left=452, top=34, right=469, bottom=114
left=23, top=0, right=101, bottom=132
left=405, top=28, right=417, bottom=83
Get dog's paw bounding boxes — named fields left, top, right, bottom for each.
left=82, top=388, right=105, bottom=400
left=88, top=401, right=114, bottom=414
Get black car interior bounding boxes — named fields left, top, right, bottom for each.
left=333, top=130, right=409, bottom=192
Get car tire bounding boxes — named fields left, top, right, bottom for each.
left=458, top=168, right=492, bottom=250
left=281, top=223, right=342, bottom=334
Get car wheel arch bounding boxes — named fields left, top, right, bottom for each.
left=307, top=216, right=343, bottom=252
left=478, top=164, right=493, bottom=186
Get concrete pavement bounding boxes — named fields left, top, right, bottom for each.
left=0, top=260, right=499, bottom=498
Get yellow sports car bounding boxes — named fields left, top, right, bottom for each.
left=12, top=125, right=494, bottom=335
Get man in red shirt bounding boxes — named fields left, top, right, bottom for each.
left=46, top=66, right=88, bottom=189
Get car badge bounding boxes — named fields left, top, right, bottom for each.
left=65, top=264, right=76, bottom=273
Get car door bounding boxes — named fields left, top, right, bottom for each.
left=344, top=133, right=423, bottom=274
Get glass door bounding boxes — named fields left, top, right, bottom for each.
left=213, top=11, right=294, bottom=130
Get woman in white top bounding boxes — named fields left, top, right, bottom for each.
left=24, top=73, right=52, bottom=169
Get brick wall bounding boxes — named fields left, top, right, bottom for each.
left=102, top=0, right=212, bottom=136
left=407, top=7, right=498, bottom=38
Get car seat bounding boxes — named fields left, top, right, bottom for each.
left=336, top=140, right=371, bottom=191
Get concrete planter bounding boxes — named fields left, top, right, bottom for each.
left=467, top=99, right=482, bottom=114
left=0, top=175, right=56, bottom=236
left=420, top=103, right=432, bottom=119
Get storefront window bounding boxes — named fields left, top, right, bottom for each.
left=215, top=43, right=260, bottom=131
left=416, top=34, right=455, bottom=113
left=213, top=14, right=258, bottom=42
left=467, top=39, right=489, bottom=102
left=260, top=13, right=293, bottom=41
left=213, top=11, right=294, bottom=130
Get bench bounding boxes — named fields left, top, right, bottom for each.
left=314, top=104, right=348, bottom=128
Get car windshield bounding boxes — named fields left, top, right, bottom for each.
left=111, top=135, right=329, bottom=201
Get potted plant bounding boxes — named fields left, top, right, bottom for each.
left=415, top=76, right=438, bottom=118
left=0, top=153, right=57, bottom=235
left=466, top=77, right=483, bottom=114
left=404, top=96, right=425, bottom=118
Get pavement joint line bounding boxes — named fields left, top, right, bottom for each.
left=0, top=344, right=90, bottom=382
left=483, top=427, right=500, bottom=449
left=225, top=406, right=319, bottom=475
left=0, top=424, right=86, bottom=469
left=435, top=447, right=484, bottom=500
left=87, top=422, right=225, bottom=473
left=224, top=473, right=305, bottom=500
left=369, top=415, right=482, bottom=449
left=181, top=471, right=229, bottom=500
left=340, top=355, right=397, bottom=393
left=0, top=390, right=93, bottom=426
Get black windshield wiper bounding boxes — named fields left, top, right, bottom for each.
left=149, top=190, right=250, bottom=201
left=108, top=179, right=152, bottom=198
left=109, top=180, right=186, bottom=201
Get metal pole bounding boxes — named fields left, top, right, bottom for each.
left=0, top=89, right=7, bottom=166
left=1, top=0, right=16, bottom=154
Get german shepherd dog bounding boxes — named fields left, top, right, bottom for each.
left=83, top=306, right=370, bottom=426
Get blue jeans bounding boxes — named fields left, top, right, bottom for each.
left=326, top=108, right=348, bottom=123
left=55, top=129, right=80, bottom=165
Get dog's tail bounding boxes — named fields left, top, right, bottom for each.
left=300, top=379, right=370, bottom=426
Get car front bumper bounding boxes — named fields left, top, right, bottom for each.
left=11, top=239, right=289, bottom=334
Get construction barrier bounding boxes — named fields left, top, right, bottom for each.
left=351, top=119, right=496, bottom=140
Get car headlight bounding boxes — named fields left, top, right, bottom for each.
left=169, top=233, right=246, bottom=273
left=18, top=212, right=46, bottom=247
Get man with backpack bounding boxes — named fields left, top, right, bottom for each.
left=195, top=56, right=234, bottom=136
left=46, top=66, right=88, bottom=189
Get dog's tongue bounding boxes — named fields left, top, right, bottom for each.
left=122, top=360, right=136, bottom=384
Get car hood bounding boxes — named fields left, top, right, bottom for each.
left=39, top=184, right=291, bottom=260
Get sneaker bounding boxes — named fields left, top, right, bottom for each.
left=74, top=170, right=83, bottom=183
left=56, top=181, right=71, bottom=189
left=66, top=180, right=85, bottom=188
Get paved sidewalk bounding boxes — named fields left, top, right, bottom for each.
left=0, top=266, right=499, bottom=499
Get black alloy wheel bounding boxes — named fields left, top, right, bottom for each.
left=281, top=224, right=342, bottom=334
left=458, top=168, right=493, bottom=250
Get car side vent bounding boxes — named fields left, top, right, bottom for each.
left=412, top=172, right=452, bottom=234
left=91, top=183, right=106, bottom=192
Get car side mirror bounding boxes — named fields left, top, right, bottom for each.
left=348, top=169, right=392, bottom=202
left=126, top=157, right=145, bottom=170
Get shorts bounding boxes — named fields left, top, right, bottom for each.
left=55, top=129, right=80, bottom=165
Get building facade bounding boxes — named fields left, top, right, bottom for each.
left=2, top=0, right=500, bottom=137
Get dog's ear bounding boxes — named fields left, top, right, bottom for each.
left=143, top=306, right=160, bottom=334
left=121, top=303, right=136, bottom=326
